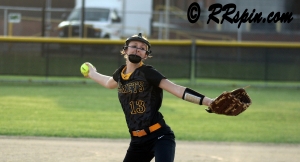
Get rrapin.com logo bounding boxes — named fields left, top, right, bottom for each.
left=187, top=2, right=293, bottom=28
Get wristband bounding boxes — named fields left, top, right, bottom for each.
left=182, top=88, right=205, bottom=105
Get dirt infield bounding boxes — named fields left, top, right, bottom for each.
left=0, top=136, right=299, bottom=162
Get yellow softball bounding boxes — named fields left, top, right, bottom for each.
left=80, top=63, right=89, bottom=77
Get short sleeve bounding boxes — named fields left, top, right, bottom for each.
left=113, top=65, right=125, bottom=82
left=142, top=65, right=166, bottom=87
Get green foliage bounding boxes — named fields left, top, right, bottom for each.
left=0, top=78, right=299, bottom=143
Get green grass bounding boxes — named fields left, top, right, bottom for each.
left=0, top=76, right=299, bottom=143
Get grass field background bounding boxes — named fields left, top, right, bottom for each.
left=0, top=76, right=299, bottom=143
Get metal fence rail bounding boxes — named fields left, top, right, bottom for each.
left=0, top=37, right=299, bottom=82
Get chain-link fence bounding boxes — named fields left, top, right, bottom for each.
left=0, top=6, right=70, bottom=37
left=0, top=0, right=300, bottom=40
left=0, top=38, right=299, bottom=82
left=0, top=1, right=299, bottom=82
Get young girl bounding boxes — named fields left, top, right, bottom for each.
left=84, top=33, right=213, bottom=162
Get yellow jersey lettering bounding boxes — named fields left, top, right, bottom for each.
left=118, top=81, right=145, bottom=94
left=130, top=100, right=146, bottom=114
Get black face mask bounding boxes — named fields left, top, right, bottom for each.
left=128, top=54, right=142, bottom=64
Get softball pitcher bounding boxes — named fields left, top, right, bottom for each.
left=83, top=33, right=214, bottom=162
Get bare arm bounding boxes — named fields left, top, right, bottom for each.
left=159, top=79, right=213, bottom=106
left=86, top=63, right=118, bottom=89
left=89, top=72, right=117, bottom=89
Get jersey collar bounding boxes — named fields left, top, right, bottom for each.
left=121, top=62, right=144, bottom=80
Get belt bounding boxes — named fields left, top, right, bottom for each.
left=131, top=123, right=162, bottom=137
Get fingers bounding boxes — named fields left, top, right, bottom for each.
left=82, top=62, right=97, bottom=78
left=85, top=62, right=97, bottom=72
left=84, top=62, right=94, bottom=69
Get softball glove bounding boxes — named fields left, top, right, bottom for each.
left=206, top=88, right=252, bottom=116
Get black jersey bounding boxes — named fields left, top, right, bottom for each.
left=113, top=64, right=166, bottom=131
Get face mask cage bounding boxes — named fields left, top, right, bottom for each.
left=123, top=33, right=152, bottom=55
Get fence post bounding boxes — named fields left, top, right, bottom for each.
left=4, top=9, right=8, bottom=36
left=190, top=39, right=196, bottom=85
left=264, top=48, right=269, bottom=86
left=45, top=43, right=49, bottom=79
left=42, top=1, right=46, bottom=37
left=80, top=0, right=85, bottom=38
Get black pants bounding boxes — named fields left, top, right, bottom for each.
left=123, top=134, right=176, bottom=162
